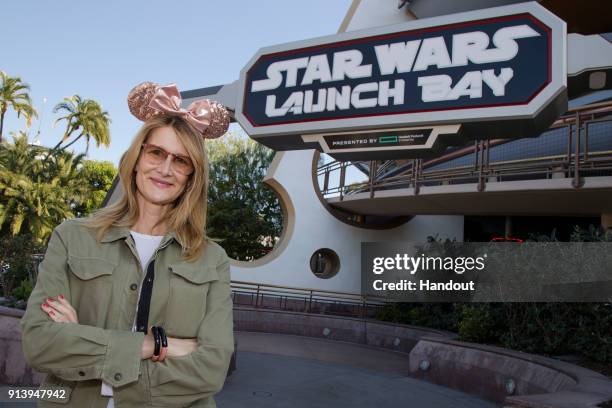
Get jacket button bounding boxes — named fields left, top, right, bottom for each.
left=130, top=283, right=138, bottom=291
left=78, top=371, right=85, bottom=377
left=114, top=373, right=122, bottom=381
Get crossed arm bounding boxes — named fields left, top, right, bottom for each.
left=40, top=295, right=198, bottom=360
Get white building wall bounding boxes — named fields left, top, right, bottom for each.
left=230, top=149, right=463, bottom=293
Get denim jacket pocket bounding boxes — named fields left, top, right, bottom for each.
left=67, top=256, right=115, bottom=280
left=39, top=373, right=76, bottom=405
left=169, top=264, right=218, bottom=284
left=165, top=264, right=218, bottom=337
left=66, top=256, right=116, bottom=326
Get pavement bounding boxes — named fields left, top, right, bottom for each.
left=1, top=332, right=499, bottom=407
left=215, top=331, right=498, bottom=408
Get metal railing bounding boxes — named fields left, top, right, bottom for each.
left=231, top=280, right=386, bottom=318
left=318, top=105, right=612, bottom=199
left=27, top=261, right=386, bottom=319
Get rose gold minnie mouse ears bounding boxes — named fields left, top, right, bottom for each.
left=127, top=82, right=230, bottom=139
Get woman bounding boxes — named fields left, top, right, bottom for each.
left=20, top=82, right=234, bottom=408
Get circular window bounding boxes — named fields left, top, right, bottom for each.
left=309, top=248, right=340, bottom=279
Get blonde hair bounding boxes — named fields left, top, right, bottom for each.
left=86, top=115, right=209, bottom=261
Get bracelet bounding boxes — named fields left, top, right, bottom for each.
left=158, top=327, right=168, bottom=361
left=158, top=327, right=168, bottom=348
left=152, top=326, right=161, bottom=356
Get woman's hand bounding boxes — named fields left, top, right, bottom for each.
left=166, top=337, right=198, bottom=358
left=142, top=330, right=197, bottom=361
left=40, top=294, right=78, bottom=324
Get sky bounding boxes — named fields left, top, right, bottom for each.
left=1, top=0, right=352, bottom=165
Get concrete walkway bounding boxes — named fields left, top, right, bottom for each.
left=216, top=332, right=498, bottom=408
left=0, top=332, right=499, bottom=407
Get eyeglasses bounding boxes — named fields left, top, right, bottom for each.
left=140, top=143, right=194, bottom=175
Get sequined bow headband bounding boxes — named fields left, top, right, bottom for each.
left=127, top=82, right=230, bottom=139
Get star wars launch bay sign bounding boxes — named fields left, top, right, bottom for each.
left=235, top=2, right=567, bottom=160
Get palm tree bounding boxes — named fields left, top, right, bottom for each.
left=0, top=133, right=87, bottom=244
left=0, top=71, right=38, bottom=143
left=51, top=95, right=111, bottom=155
left=0, top=131, right=38, bottom=174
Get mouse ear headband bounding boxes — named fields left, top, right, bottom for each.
left=127, top=82, right=230, bottom=139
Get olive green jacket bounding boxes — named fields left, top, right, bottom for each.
left=20, top=217, right=234, bottom=408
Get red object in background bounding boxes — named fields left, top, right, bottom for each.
left=490, top=236, right=524, bottom=243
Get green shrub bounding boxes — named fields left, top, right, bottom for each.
left=500, top=303, right=574, bottom=356
left=378, top=302, right=612, bottom=363
left=458, top=304, right=501, bottom=343
left=568, top=303, right=612, bottom=363
left=0, top=233, right=38, bottom=299
left=374, top=225, right=612, bottom=364
left=12, top=278, right=32, bottom=301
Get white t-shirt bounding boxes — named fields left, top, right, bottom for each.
left=102, top=230, right=164, bottom=408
